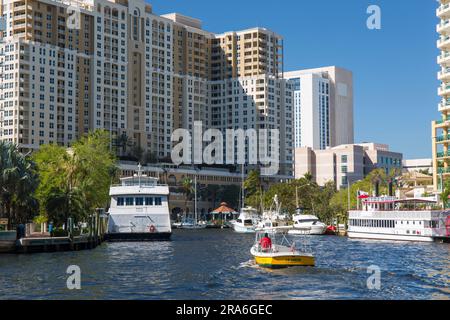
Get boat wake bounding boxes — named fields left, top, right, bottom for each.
left=236, top=259, right=258, bottom=269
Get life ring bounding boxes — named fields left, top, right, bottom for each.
left=149, top=225, right=156, bottom=233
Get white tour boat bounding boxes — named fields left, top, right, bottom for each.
left=348, top=196, right=450, bottom=243
left=106, top=165, right=172, bottom=241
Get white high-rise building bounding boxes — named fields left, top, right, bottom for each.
left=284, top=66, right=354, bottom=150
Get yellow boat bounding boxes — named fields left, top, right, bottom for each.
left=250, top=228, right=315, bottom=268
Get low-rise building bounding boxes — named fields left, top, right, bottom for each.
left=402, top=159, right=433, bottom=174
left=295, top=143, right=403, bottom=190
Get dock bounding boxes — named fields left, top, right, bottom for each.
left=0, top=210, right=108, bottom=254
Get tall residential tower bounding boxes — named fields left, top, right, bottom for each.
left=0, top=0, right=293, bottom=175
left=284, top=66, right=354, bottom=150
left=434, top=1, right=450, bottom=191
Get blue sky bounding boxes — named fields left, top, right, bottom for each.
left=149, top=0, right=439, bottom=159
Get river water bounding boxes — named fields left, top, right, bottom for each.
left=0, top=230, right=449, bottom=300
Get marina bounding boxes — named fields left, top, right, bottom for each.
left=0, top=229, right=448, bottom=300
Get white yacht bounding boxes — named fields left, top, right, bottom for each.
left=232, top=207, right=259, bottom=233
left=106, top=165, right=171, bottom=241
left=289, top=214, right=327, bottom=236
left=256, top=195, right=289, bottom=234
left=348, top=196, right=450, bottom=242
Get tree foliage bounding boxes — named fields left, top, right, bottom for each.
left=33, top=130, right=117, bottom=228
left=0, top=141, right=39, bottom=227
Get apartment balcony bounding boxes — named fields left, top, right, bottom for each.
left=438, top=84, right=450, bottom=96
left=437, top=167, right=450, bottom=175
left=437, top=150, right=450, bottom=159
left=437, top=19, right=450, bottom=34
left=436, top=116, right=450, bottom=127
left=439, top=68, right=450, bottom=81
left=13, top=4, right=32, bottom=12
left=439, top=100, right=450, bottom=112
left=437, top=3, right=450, bottom=18
left=436, top=134, right=450, bottom=143
left=438, top=52, right=450, bottom=66
left=438, top=36, right=450, bottom=49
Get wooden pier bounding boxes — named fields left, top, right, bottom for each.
left=0, top=210, right=108, bottom=254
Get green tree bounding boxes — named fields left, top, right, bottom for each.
left=181, top=177, right=194, bottom=213
left=0, top=141, right=39, bottom=228
left=34, top=130, right=117, bottom=228
left=243, top=169, right=263, bottom=210
left=218, top=185, right=241, bottom=209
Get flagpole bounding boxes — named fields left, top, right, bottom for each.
left=357, top=190, right=360, bottom=210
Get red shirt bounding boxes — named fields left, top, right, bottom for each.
left=260, top=237, right=272, bottom=250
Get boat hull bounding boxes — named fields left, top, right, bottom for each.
left=233, top=225, right=255, bottom=233
left=254, top=255, right=315, bottom=268
left=347, top=232, right=434, bottom=243
left=289, top=225, right=326, bottom=236
left=105, top=232, right=172, bottom=242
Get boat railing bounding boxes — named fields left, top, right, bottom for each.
left=110, top=183, right=169, bottom=188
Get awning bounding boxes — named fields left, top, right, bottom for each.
left=211, top=202, right=238, bottom=214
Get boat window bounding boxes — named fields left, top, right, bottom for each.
left=145, top=197, right=153, bottom=206
left=237, top=219, right=242, bottom=223
left=117, top=197, right=124, bottom=206
left=135, top=197, right=144, bottom=206
left=155, top=197, right=162, bottom=206
left=125, top=197, right=134, bottom=206
left=244, top=220, right=253, bottom=226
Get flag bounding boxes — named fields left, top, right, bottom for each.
left=358, top=191, right=369, bottom=199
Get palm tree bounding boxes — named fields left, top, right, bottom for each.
left=181, top=177, right=194, bottom=215
left=114, top=132, right=131, bottom=156
left=0, top=141, right=39, bottom=228
left=45, top=187, right=85, bottom=231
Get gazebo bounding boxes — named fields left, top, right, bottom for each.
left=210, top=202, right=238, bottom=224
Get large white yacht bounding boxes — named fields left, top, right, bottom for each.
left=348, top=196, right=450, bottom=243
left=289, top=214, right=327, bottom=236
left=106, top=165, right=172, bottom=241
left=232, top=207, right=259, bottom=233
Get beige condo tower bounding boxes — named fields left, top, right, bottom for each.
left=0, top=0, right=293, bottom=175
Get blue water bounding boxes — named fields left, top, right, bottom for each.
left=0, top=230, right=449, bottom=300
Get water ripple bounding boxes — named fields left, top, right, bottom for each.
left=0, top=230, right=449, bottom=300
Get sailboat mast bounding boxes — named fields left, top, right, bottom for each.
left=194, top=174, right=198, bottom=224
left=241, top=163, right=245, bottom=208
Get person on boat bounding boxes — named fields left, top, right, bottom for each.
left=260, top=233, right=272, bottom=251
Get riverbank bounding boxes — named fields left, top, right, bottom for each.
left=0, top=234, right=104, bottom=254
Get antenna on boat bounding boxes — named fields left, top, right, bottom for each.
left=137, top=163, right=142, bottom=187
